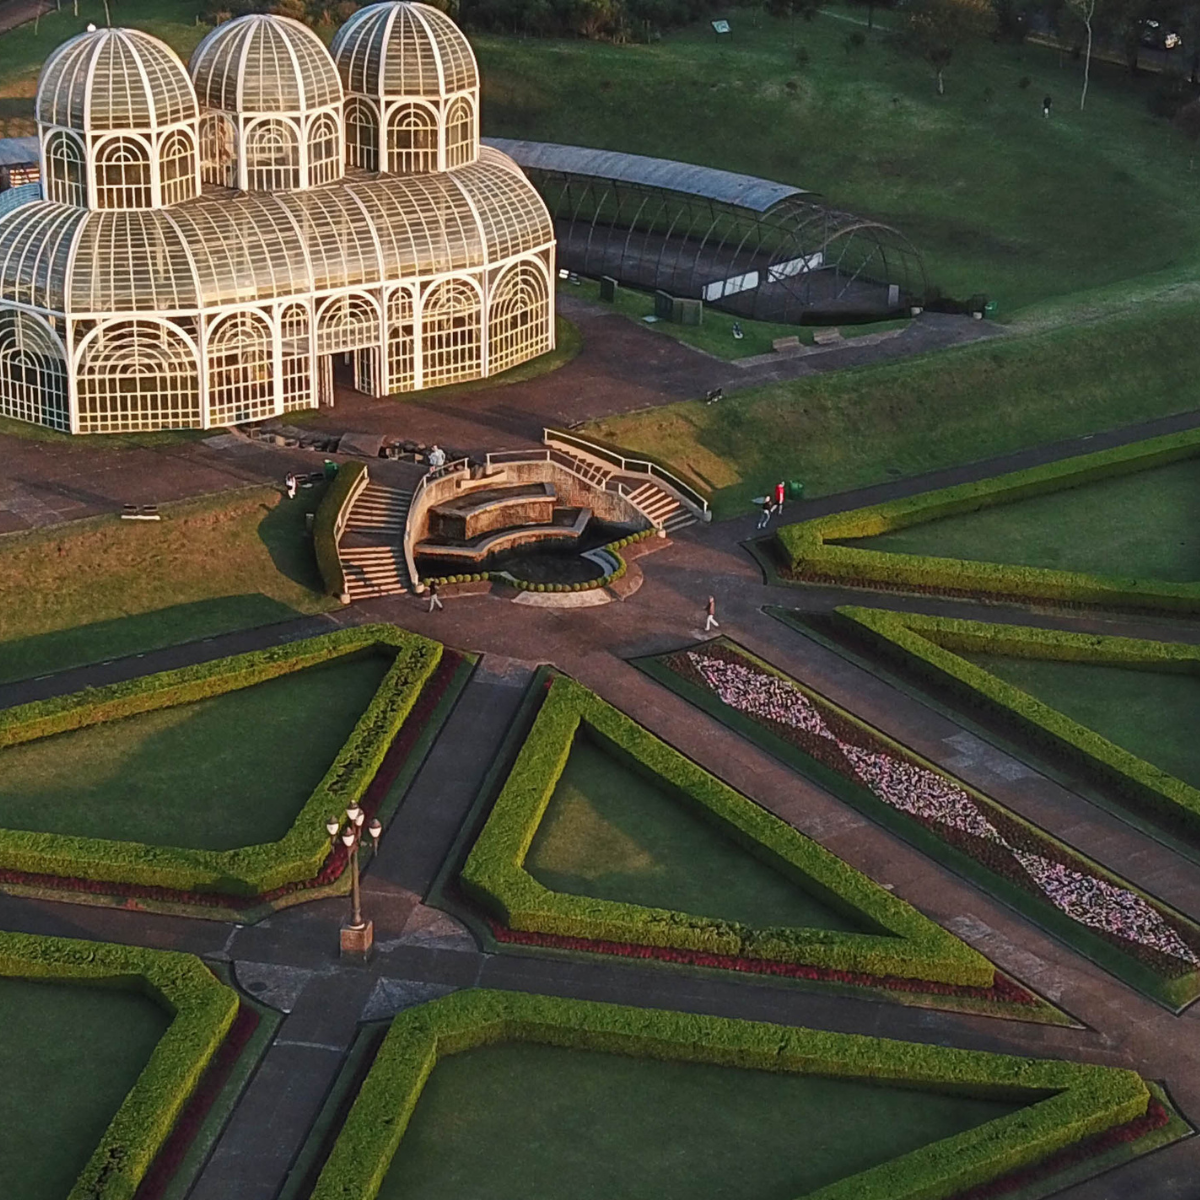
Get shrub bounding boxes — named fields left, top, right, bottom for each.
left=312, top=989, right=1150, bottom=1200
left=312, top=462, right=368, bottom=598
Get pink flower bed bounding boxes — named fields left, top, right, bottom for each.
left=489, top=919, right=1039, bottom=1006
left=0, top=654, right=462, bottom=912
left=665, top=644, right=1200, bottom=981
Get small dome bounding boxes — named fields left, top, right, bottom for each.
left=36, top=28, right=197, bottom=132
left=332, top=2, right=478, bottom=100
left=190, top=14, right=343, bottom=115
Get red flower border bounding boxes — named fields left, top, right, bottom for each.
left=488, top=919, right=1040, bottom=1007
left=0, top=653, right=463, bottom=912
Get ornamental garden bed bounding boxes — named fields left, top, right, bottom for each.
left=633, top=639, right=1200, bottom=1012
left=0, top=625, right=471, bottom=918
left=771, top=428, right=1200, bottom=613
left=0, top=931, right=241, bottom=1200
left=831, top=608, right=1200, bottom=858
left=449, top=671, right=1070, bottom=1023
left=306, top=989, right=1184, bottom=1200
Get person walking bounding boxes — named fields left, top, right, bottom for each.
left=1042, top=94, right=1052, bottom=118
left=427, top=444, right=446, bottom=469
left=427, top=580, right=443, bottom=613
left=757, top=499, right=773, bottom=529
left=774, top=480, right=786, bottom=515
left=285, top=472, right=297, bottom=499
left=704, top=595, right=719, bottom=632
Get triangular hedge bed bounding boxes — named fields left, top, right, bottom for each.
left=834, top=607, right=1200, bottom=848
left=460, top=673, right=990, bottom=990
left=773, top=428, right=1200, bottom=613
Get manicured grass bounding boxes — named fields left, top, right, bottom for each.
left=0, top=654, right=389, bottom=850
left=526, top=734, right=866, bottom=931
left=0, top=977, right=171, bottom=1200
left=581, top=302, right=1200, bottom=518
left=0, top=487, right=337, bottom=684
left=845, top=458, right=1200, bottom=581
left=964, top=655, right=1200, bottom=791
left=379, top=1041, right=1020, bottom=1200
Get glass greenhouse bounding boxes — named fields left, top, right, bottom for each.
left=0, top=2, right=556, bottom=434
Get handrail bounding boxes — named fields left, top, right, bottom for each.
left=543, top=428, right=711, bottom=519
left=404, top=457, right=471, bottom=591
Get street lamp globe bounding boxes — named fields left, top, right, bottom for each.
left=325, top=816, right=340, bottom=838
left=368, top=818, right=382, bottom=841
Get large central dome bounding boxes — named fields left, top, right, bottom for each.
left=190, top=14, right=343, bottom=115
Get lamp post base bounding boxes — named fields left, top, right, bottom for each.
left=339, top=919, right=374, bottom=961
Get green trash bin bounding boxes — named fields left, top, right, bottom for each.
left=323, top=459, right=338, bottom=480
left=786, top=480, right=805, bottom=500
left=983, top=300, right=998, bottom=319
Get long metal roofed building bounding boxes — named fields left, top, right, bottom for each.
left=0, top=3, right=555, bottom=435
left=487, top=138, right=924, bottom=325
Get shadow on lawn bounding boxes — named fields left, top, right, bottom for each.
left=257, top=483, right=327, bottom=591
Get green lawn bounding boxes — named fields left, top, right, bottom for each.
left=0, top=654, right=388, bottom=849
left=846, top=458, right=1200, bottom=581
left=0, top=487, right=337, bottom=685
left=526, top=735, right=868, bottom=930
left=0, top=977, right=170, bottom=1200
left=963, top=656, right=1200, bottom=790
left=380, top=1041, right=1020, bottom=1200
left=582, top=302, right=1200, bottom=518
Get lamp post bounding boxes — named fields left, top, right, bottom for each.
left=327, top=804, right=382, bottom=959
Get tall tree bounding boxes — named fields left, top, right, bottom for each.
left=904, top=0, right=994, bottom=94
left=1066, top=0, right=1098, bottom=108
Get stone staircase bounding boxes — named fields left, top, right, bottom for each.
left=338, top=483, right=414, bottom=600
left=624, top=480, right=697, bottom=533
left=552, top=447, right=614, bottom=488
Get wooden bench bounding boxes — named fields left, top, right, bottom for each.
left=771, top=335, right=801, bottom=352
left=812, top=327, right=844, bottom=346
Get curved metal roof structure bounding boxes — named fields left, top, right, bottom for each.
left=0, top=146, right=549, bottom=316
left=36, top=28, right=198, bottom=132
left=190, top=14, right=343, bottom=115
left=485, top=139, right=807, bottom=214
left=332, top=1, right=478, bottom=99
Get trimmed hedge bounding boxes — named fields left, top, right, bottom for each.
left=0, top=930, right=238, bottom=1200
left=421, top=528, right=655, bottom=594
left=776, top=429, right=1200, bottom=612
left=0, top=624, right=441, bottom=895
left=313, top=462, right=368, bottom=598
left=311, top=988, right=1149, bottom=1200
left=835, top=607, right=1200, bottom=842
left=460, top=674, right=991, bottom=988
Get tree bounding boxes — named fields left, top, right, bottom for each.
left=1065, top=0, right=1098, bottom=108
left=904, top=0, right=994, bottom=94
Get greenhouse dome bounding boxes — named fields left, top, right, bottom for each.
left=0, top=3, right=555, bottom=435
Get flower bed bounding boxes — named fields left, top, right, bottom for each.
left=460, top=673, right=992, bottom=989
left=774, top=428, right=1200, bottom=613
left=834, top=607, right=1200, bottom=844
left=0, top=646, right=465, bottom=918
left=639, top=640, right=1200, bottom=1010
left=311, top=989, right=1154, bottom=1200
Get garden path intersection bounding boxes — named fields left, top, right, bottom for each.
left=2, top=325, right=1200, bottom=1197
left=2, top=473, right=1200, bottom=1197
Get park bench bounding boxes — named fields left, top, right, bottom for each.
left=812, top=327, right=844, bottom=346
left=120, top=504, right=160, bottom=521
left=771, top=335, right=801, bottom=352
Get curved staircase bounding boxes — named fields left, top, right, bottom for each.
left=338, top=482, right=414, bottom=600
left=551, top=445, right=698, bottom=534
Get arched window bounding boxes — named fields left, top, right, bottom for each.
left=444, top=98, right=474, bottom=170
left=199, top=114, right=236, bottom=189
left=387, top=104, right=436, bottom=175
left=345, top=98, right=378, bottom=173
left=78, top=321, right=200, bottom=433
left=207, top=311, right=275, bottom=425
left=95, top=138, right=151, bottom=209
left=420, top=277, right=480, bottom=388
left=279, top=303, right=311, bottom=411
left=0, top=310, right=68, bottom=431
left=489, top=261, right=551, bottom=375
left=159, top=130, right=197, bottom=207
left=307, top=114, right=341, bottom=188
left=245, top=120, right=300, bottom=192
left=45, top=131, right=86, bottom=207
left=316, top=293, right=380, bottom=356
left=386, top=288, right=415, bottom=393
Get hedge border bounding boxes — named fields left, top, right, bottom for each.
left=834, top=607, right=1200, bottom=844
left=0, top=624, right=442, bottom=896
left=0, top=930, right=239, bottom=1200
left=775, top=428, right=1200, bottom=612
left=460, top=673, right=991, bottom=988
left=310, top=988, right=1150, bottom=1200
left=420, top=527, right=655, bottom=594
left=635, top=640, right=1200, bottom=1011
left=313, top=462, right=368, bottom=598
